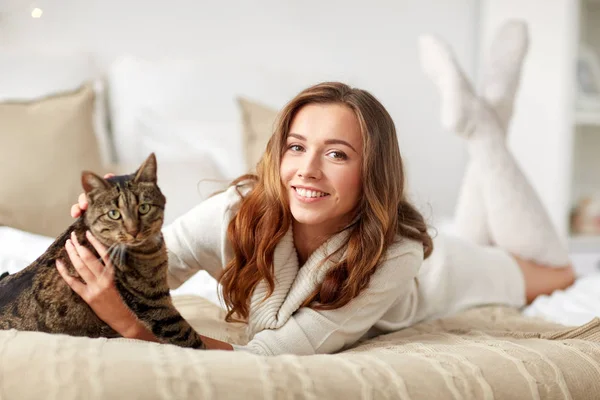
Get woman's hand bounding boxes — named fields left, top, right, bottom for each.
left=71, top=173, right=115, bottom=218
left=56, top=230, right=141, bottom=337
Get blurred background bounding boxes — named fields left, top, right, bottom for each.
left=2, top=0, right=600, bottom=277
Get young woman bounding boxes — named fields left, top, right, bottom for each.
left=60, top=23, right=575, bottom=355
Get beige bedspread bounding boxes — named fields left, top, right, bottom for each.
left=1, top=295, right=600, bottom=400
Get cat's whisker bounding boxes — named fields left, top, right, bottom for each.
left=98, top=244, right=117, bottom=280
left=120, top=244, right=127, bottom=269
left=93, top=243, right=115, bottom=270
left=100, top=244, right=120, bottom=280
left=105, top=243, right=119, bottom=266
left=113, top=244, right=123, bottom=267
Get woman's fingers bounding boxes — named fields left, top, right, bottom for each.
left=71, top=232, right=107, bottom=278
left=71, top=204, right=80, bottom=219
left=85, top=231, right=113, bottom=271
left=71, top=193, right=88, bottom=218
left=103, top=173, right=115, bottom=179
left=56, top=259, right=86, bottom=297
left=65, top=236, right=97, bottom=284
left=78, top=192, right=88, bottom=210
left=85, top=231, right=116, bottom=284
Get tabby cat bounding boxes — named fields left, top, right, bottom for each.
left=0, top=153, right=206, bottom=349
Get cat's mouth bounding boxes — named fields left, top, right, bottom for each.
left=112, top=234, right=145, bottom=247
left=117, top=232, right=160, bottom=247
left=121, top=237, right=149, bottom=247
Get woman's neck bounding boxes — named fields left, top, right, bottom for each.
left=292, top=221, right=336, bottom=265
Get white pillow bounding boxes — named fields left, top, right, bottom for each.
left=158, top=161, right=229, bottom=225
left=108, top=57, right=238, bottom=163
left=0, top=49, right=113, bottom=165
left=135, top=110, right=246, bottom=179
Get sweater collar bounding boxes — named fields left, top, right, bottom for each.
left=247, top=224, right=350, bottom=337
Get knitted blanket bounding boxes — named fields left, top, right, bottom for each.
left=1, top=295, right=599, bottom=399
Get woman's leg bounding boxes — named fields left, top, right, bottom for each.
left=419, top=25, right=574, bottom=303
left=449, top=21, right=530, bottom=246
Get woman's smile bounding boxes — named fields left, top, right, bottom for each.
left=291, top=186, right=331, bottom=203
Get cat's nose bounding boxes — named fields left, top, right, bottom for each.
left=126, top=228, right=139, bottom=238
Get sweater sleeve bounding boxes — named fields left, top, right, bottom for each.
left=162, top=185, right=243, bottom=289
left=233, top=246, right=423, bottom=356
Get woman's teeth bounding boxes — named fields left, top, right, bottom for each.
left=295, top=187, right=328, bottom=198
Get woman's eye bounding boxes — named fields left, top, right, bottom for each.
left=327, top=151, right=348, bottom=160
left=107, top=210, right=121, bottom=220
left=288, top=144, right=304, bottom=152
left=138, top=204, right=152, bottom=215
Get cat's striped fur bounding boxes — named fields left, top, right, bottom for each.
left=0, top=154, right=206, bottom=349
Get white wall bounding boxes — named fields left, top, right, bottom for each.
left=479, top=0, right=579, bottom=238
left=0, top=0, right=479, bottom=225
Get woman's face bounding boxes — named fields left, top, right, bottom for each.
left=280, top=103, right=363, bottom=233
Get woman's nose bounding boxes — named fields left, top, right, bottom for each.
left=297, top=155, right=321, bottom=180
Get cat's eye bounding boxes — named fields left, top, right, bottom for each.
left=107, top=210, right=121, bottom=220
left=138, top=203, right=152, bottom=215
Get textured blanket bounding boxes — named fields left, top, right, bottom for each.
left=1, top=295, right=599, bottom=400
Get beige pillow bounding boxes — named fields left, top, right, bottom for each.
left=0, top=84, right=104, bottom=237
left=236, top=97, right=279, bottom=172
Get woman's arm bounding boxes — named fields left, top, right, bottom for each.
left=123, top=318, right=233, bottom=351
left=57, top=230, right=233, bottom=350
left=162, top=185, right=242, bottom=288
left=237, top=248, right=423, bottom=356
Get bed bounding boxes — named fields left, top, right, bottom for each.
left=0, top=293, right=599, bottom=399
left=2, top=51, right=600, bottom=399
left=1, top=225, right=600, bottom=399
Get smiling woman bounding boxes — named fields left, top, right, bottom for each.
left=281, top=103, right=364, bottom=261
left=218, top=82, right=433, bottom=329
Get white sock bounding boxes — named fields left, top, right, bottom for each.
left=420, top=33, right=570, bottom=267
left=419, top=35, right=478, bottom=137
left=480, top=20, right=529, bottom=132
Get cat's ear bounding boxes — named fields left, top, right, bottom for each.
left=133, top=153, right=158, bottom=184
left=81, top=172, right=111, bottom=193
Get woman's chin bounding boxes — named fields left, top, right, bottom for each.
left=291, top=214, right=325, bottom=227
left=291, top=211, right=336, bottom=229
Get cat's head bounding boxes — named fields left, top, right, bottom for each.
left=80, top=153, right=166, bottom=247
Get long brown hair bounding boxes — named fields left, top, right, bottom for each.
left=219, top=82, right=433, bottom=322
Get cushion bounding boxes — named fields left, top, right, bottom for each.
left=0, top=84, right=105, bottom=237
left=236, top=97, right=279, bottom=172
left=0, top=50, right=112, bottom=165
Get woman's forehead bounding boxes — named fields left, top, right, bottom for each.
left=288, top=103, right=362, bottom=147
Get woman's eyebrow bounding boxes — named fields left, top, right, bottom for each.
left=288, top=133, right=358, bottom=154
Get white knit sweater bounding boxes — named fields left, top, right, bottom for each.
left=163, top=185, right=424, bottom=356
